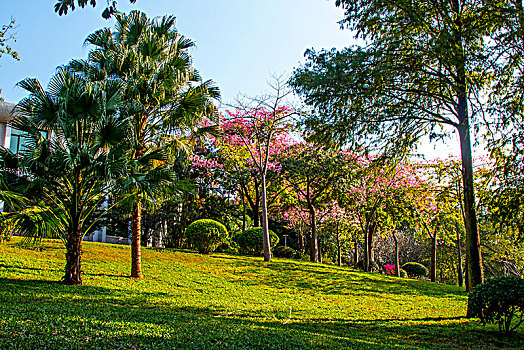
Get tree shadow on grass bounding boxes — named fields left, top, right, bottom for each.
left=0, top=282, right=521, bottom=350
left=210, top=257, right=466, bottom=300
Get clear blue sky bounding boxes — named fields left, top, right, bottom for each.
left=0, top=0, right=356, bottom=105
left=0, top=0, right=467, bottom=158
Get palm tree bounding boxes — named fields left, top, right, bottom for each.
left=73, top=11, right=220, bottom=278
left=0, top=67, right=129, bottom=285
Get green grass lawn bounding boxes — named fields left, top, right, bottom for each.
left=0, top=238, right=522, bottom=349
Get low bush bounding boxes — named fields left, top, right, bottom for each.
left=468, top=276, right=524, bottom=335
left=402, top=262, right=429, bottom=278
left=214, top=240, right=239, bottom=254
left=384, top=264, right=407, bottom=278
left=185, top=219, right=228, bottom=254
left=233, top=227, right=279, bottom=255
left=272, top=246, right=300, bottom=259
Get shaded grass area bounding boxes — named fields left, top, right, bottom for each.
left=0, top=238, right=522, bottom=349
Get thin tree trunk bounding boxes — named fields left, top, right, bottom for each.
left=309, top=205, right=318, bottom=262
left=318, top=237, right=322, bottom=263
left=336, top=222, right=342, bottom=267
left=354, top=239, right=358, bottom=268
left=64, top=227, right=83, bottom=285
left=459, top=121, right=483, bottom=292
left=241, top=187, right=246, bottom=232
left=131, top=201, right=144, bottom=278
left=457, top=229, right=464, bottom=287
left=364, top=221, right=376, bottom=272
left=431, top=231, right=437, bottom=282
left=260, top=173, right=271, bottom=262
left=393, top=231, right=400, bottom=277
left=254, top=181, right=261, bottom=228
left=451, top=0, right=483, bottom=314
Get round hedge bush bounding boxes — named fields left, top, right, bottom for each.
left=272, top=246, right=300, bottom=259
left=233, top=227, right=279, bottom=255
left=185, top=219, right=228, bottom=254
left=468, top=277, right=524, bottom=335
left=402, top=262, right=429, bottom=278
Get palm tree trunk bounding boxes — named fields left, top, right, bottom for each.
left=131, top=201, right=144, bottom=278
left=64, top=226, right=83, bottom=285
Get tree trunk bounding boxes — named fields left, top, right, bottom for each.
left=393, top=231, right=400, bottom=277
left=260, top=173, right=271, bottom=262
left=131, top=201, right=144, bottom=278
left=64, top=227, right=83, bottom=285
left=451, top=0, right=483, bottom=315
left=457, top=228, right=464, bottom=287
left=458, top=122, right=483, bottom=292
left=336, top=222, right=342, bottom=267
left=363, top=221, right=375, bottom=272
left=254, top=182, right=261, bottom=228
left=309, top=205, right=318, bottom=262
left=431, top=231, right=437, bottom=282
left=354, top=239, right=358, bottom=268
left=241, top=187, right=246, bottom=232
left=318, top=237, right=322, bottom=263
left=465, top=259, right=469, bottom=292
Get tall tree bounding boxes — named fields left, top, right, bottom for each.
left=280, top=143, right=349, bottom=262
left=75, top=11, right=219, bottom=278
left=0, top=67, right=128, bottom=285
left=221, top=104, right=293, bottom=262
left=290, top=0, right=492, bottom=292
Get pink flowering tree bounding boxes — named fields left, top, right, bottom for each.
left=220, top=90, right=296, bottom=261
left=339, top=158, right=430, bottom=273
left=279, top=144, right=356, bottom=262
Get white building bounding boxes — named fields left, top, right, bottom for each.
left=0, top=102, right=16, bottom=152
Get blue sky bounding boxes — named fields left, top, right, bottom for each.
left=0, top=0, right=356, bottom=105
left=0, top=0, right=466, bottom=158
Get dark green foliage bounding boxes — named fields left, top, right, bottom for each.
left=214, top=240, right=239, bottom=255
left=272, top=246, right=301, bottom=259
left=468, top=277, right=524, bottom=335
left=356, top=260, right=379, bottom=272
left=233, top=227, right=279, bottom=256
left=399, top=268, right=408, bottom=278
left=185, top=219, right=228, bottom=254
left=54, top=0, right=137, bottom=18
left=402, top=262, right=429, bottom=278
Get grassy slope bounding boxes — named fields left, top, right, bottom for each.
left=0, top=239, right=522, bottom=349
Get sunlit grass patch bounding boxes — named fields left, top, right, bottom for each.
left=0, top=238, right=522, bottom=349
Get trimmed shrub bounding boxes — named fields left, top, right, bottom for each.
left=214, top=240, right=239, bottom=254
left=468, top=277, right=524, bottom=335
left=185, top=219, right=228, bottom=254
left=272, top=246, right=300, bottom=259
left=402, top=262, right=429, bottom=278
left=233, top=227, right=279, bottom=255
